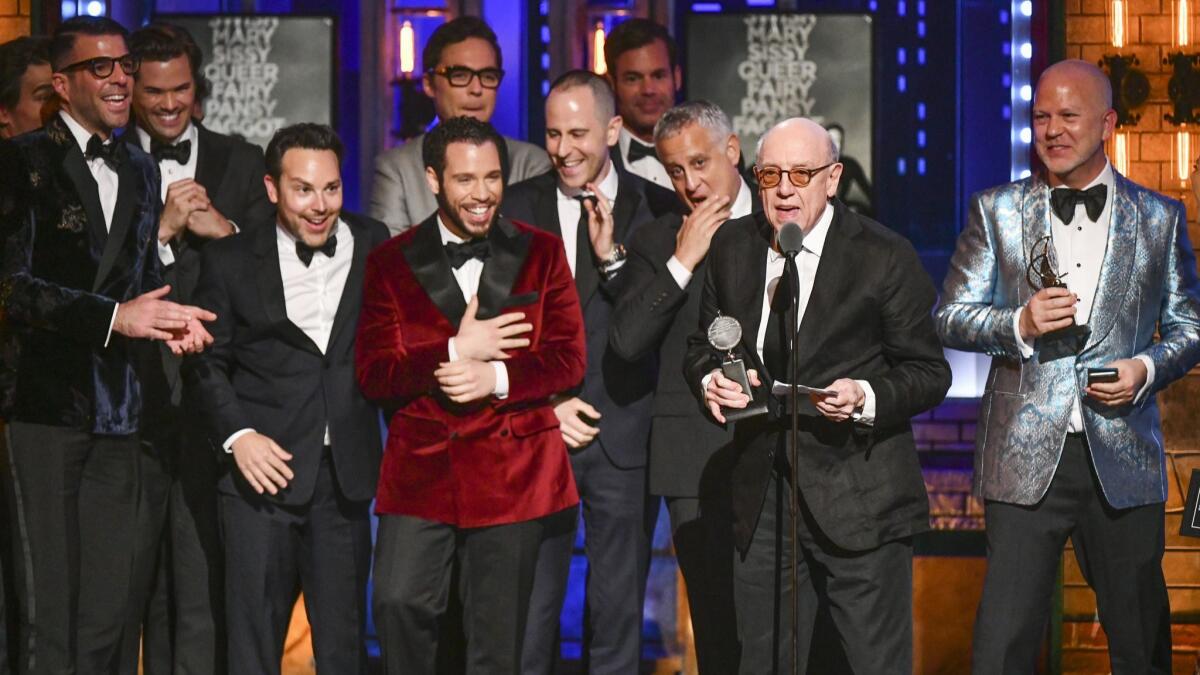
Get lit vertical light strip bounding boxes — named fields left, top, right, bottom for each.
left=592, top=22, right=607, bottom=75
left=1010, top=2, right=1033, bottom=180
left=1113, top=131, right=1129, bottom=175
left=1180, top=0, right=1191, bottom=47
left=1113, top=0, right=1126, bottom=48
left=1177, top=128, right=1192, bottom=183
left=399, top=21, right=416, bottom=77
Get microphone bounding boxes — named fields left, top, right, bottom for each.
left=778, top=221, right=804, bottom=256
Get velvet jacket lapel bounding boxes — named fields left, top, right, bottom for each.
left=92, top=157, right=138, bottom=293
left=404, top=215, right=469, bottom=327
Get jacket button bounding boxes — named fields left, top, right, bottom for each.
left=500, top=429, right=509, bottom=437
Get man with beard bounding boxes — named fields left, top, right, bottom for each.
left=0, top=16, right=213, bottom=674
left=609, top=100, right=756, bottom=673
left=369, top=17, right=551, bottom=235
left=938, top=60, right=1200, bottom=675
left=360, top=116, right=585, bottom=673
left=121, top=23, right=274, bottom=674
left=0, top=36, right=53, bottom=138
left=685, top=118, right=949, bottom=673
left=187, top=123, right=386, bottom=675
left=503, top=70, right=658, bottom=675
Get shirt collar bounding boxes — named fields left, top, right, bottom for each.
left=557, top=159, right=620, bottom=202
left=437, top=216, right=467, bottom=245
left=731, top=178, right=753, bottom=220
left=769, top=201, right=834, bottom=261
left=136, top=121, right=196, bottom=154
left=618, top=127, right=653, bottom=159
left=59, top=110, right=104, bottom=154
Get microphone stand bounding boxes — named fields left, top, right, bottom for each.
left=782, top=252, right=802, bottom=675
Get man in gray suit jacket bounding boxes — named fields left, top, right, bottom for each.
left=937, top=60, right=1200, bottom=674
left=369, top=16, right=550, bottom=235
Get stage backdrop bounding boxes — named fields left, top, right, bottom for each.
left=160, top=14, right=335, bottom=149
left=685, top=13, right=873, bottom=211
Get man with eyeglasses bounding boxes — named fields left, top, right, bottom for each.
left=369, top=16, right=551, bottom=236
left=0, top=16, right=215, bottom=675
left=683, top=118, right=949, bottom=674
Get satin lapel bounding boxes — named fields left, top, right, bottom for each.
left=794, top=204, right=860, bottom=370
left=194, top=127, right=230, bottom=195
left=1020, top=178, right=1051, bottom=308
left=1084, top=174, right=1138, bottom=351
left=403, top=216, right=468, bottom=327
left=93, top=158, right=139, bottom=292
left=326, top=219, right=369, bottom=352
left=253, top=225, right=322, bottom=355
left=477, top=217, right=533, bottom=320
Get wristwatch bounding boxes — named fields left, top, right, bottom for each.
left=598, top=243, right=627, bottom=278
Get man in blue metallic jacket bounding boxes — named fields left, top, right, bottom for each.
left=937, top=59, right=1200, bottom=674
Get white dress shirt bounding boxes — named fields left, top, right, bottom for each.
left=1012, top=161, right=1154, bottom=432
left=59, top=111, right=175, bottom=346
left=555, top=160, right=621, bottom=277
left=440, top=218, right=510, bottom=399
left=136, top=122, right=199, bottom=202
left=666, top=177, right=754, bottom=290
left=224, top=220, right=354, bottom=451
left=618, top=127, right=672, bottom=189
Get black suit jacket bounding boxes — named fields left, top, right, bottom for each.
left=608, top=144, right=682, bottom=219
left=185, top=213, right=388, bottom=505
left=503, top=170, right=657, bottom=469
left=609, top=198, right=761, bottom=497
left=0, top=116, right=164, bottom=434
left=684, top=202, right=950, bottom=552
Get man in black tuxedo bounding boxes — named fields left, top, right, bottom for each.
left=186, top=124, right=386, bottom=675
left=503, top=70, right=657, bottom=675
left=684, top=118, right=950, bottom=674
left=0, top=16, right=214, bottom=675
left=609, top=100, right=754, bottom=673
left=122, top=23, right=274, bottom=675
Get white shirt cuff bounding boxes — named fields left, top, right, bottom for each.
left=448, top=337, right=459, bottom=362
left=491, top=361, right=509, bottom=399
left=157, top=240, right=176, bottom=267
left=1133, top=355, right=1156, bottom=404
left=666, top=255, right=694, bottom=290
left=851, top=380, right=876, bottom=426
left=104, top=302, right=119, bottom=348
left=1013, top=307, right=1034, bottom=359
left=701, top=370, right=717, bottom=396
left=223, top=428, right=255, bottom=453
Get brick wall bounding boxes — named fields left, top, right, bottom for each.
left=0, top=0, right=31, bottom=44
left=914, top=398, right=984, bottom=530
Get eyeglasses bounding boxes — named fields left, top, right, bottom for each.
left=57, top=54, right=141, bottom=79
left=754, top=163, right=836, bottom=189
left=429, top=66, right=505, bottom=89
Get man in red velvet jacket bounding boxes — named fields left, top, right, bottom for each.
left=356, top=116, right=586, bottom=673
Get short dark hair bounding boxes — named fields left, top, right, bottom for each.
left=422, top=16, right=501, bottom=72
left=0, top=36, right=50, bottom=110
left=422, top=116, right=509, bottom=182
left=604, top=18, right=676, bottom=76
left=50, top=16, right=129, bottom=72
left=549, top=70, right=615, bottom=122
left=129, top=23, right=205, bottom=85
left=265, top=123, right=344, bottom=181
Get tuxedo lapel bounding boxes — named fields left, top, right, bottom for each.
left=403, top=216, right=468, bottom=327
left=733, top=214, right=770, bottom=373
left=1020, top=178, right=1051, bottom=308
left=793, top=203, right=860, bottom=373
left=476, top=217, right=532, bottom=320
left=62, top=148, right=109, bottom=285
left=194, top=126, right=230, bottom=195
left=1084, top=174, right=1138, bottom=351
left=253, top=224, right=322, bottom=355
left=93, top=158, right=139, bottom=292
left=326, top=219, right=369, bottom=352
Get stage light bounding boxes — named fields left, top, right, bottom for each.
left=917, top=157, right=927, bottom=175
left=917, top=130, right=926, bottom=148
left=591, top=22, right=606, bottom=75
left=398, top=21, right=415, bottom=77
left=897, top=158, right=907, bottom=176
left=86, top=1, right=104, bottom=16
left=1020, top=84, right=1031, bottom=101
left=1020, top=42, right=1032, bottom=58
left=61, top=0, right=76, bottom=18
left=897, top=74, right=907, bottom=92
left=917, top=102, right=927, bottom=119
left=897, top=47, right=907, bottom=65
left=1019, top=127, right=1031, bottom=144
left=1009, top=0, right=1033, bottom=180
left=691, top=2, right=722, bottom=11
left=1020, top=1, right=1033, bottom=17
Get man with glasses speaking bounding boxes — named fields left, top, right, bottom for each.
left=683, top=118, right=949, bottom=674
left=0, top=16, right=214, bottom=674
left=369, top=17, right=551, bottom=235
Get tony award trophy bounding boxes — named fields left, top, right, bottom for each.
left=708, top=314, right=768, bottom=421
left=1026, top=234, right=1090, bottom=343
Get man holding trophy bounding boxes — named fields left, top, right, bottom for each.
left=937, top=60, right=1200, bottom=673
left=683, top=117, right=950, bottom=674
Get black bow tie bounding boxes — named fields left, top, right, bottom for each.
left=626, top=139, right=656, bottom=164
left=295, top=236, right=337, bottom=267
left=151, top=138, right=191, bottom=164
left=1050, top=184, right=1107, bottom=224
left=85, top=135, right=123, bottom=168
left=444, top=238, right=491, bottom=269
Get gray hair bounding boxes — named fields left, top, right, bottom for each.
left=549, top=69, right=616, bottom=123
left=653, top=100, right=734, bottom=146
left=754, top=117, right=840, bottom=166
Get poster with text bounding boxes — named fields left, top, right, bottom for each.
left=162, top=15, right=334, bottom=150
left=686, top=14, right=873, bottom=210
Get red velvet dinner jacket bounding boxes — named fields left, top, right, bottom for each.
left=356, top=215, right=586, bottom=527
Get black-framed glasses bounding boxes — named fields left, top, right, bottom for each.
left=429, top=66, right=505, bottom=89
left=754, top=162, right=836, bottom=189
left=57, top=54, right=141, bottom=79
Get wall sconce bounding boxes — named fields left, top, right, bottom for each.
left=398, top=20, right=416, bottom=79
left=591, top=22, right=607, bottom=75
left=587, top=11, right=630, bottom=76
left=1166, top=0, right=1200, bottom=185
left=1102, top=0, right=1148, bottom=128
left=389, top=9, right=444, bottom=141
